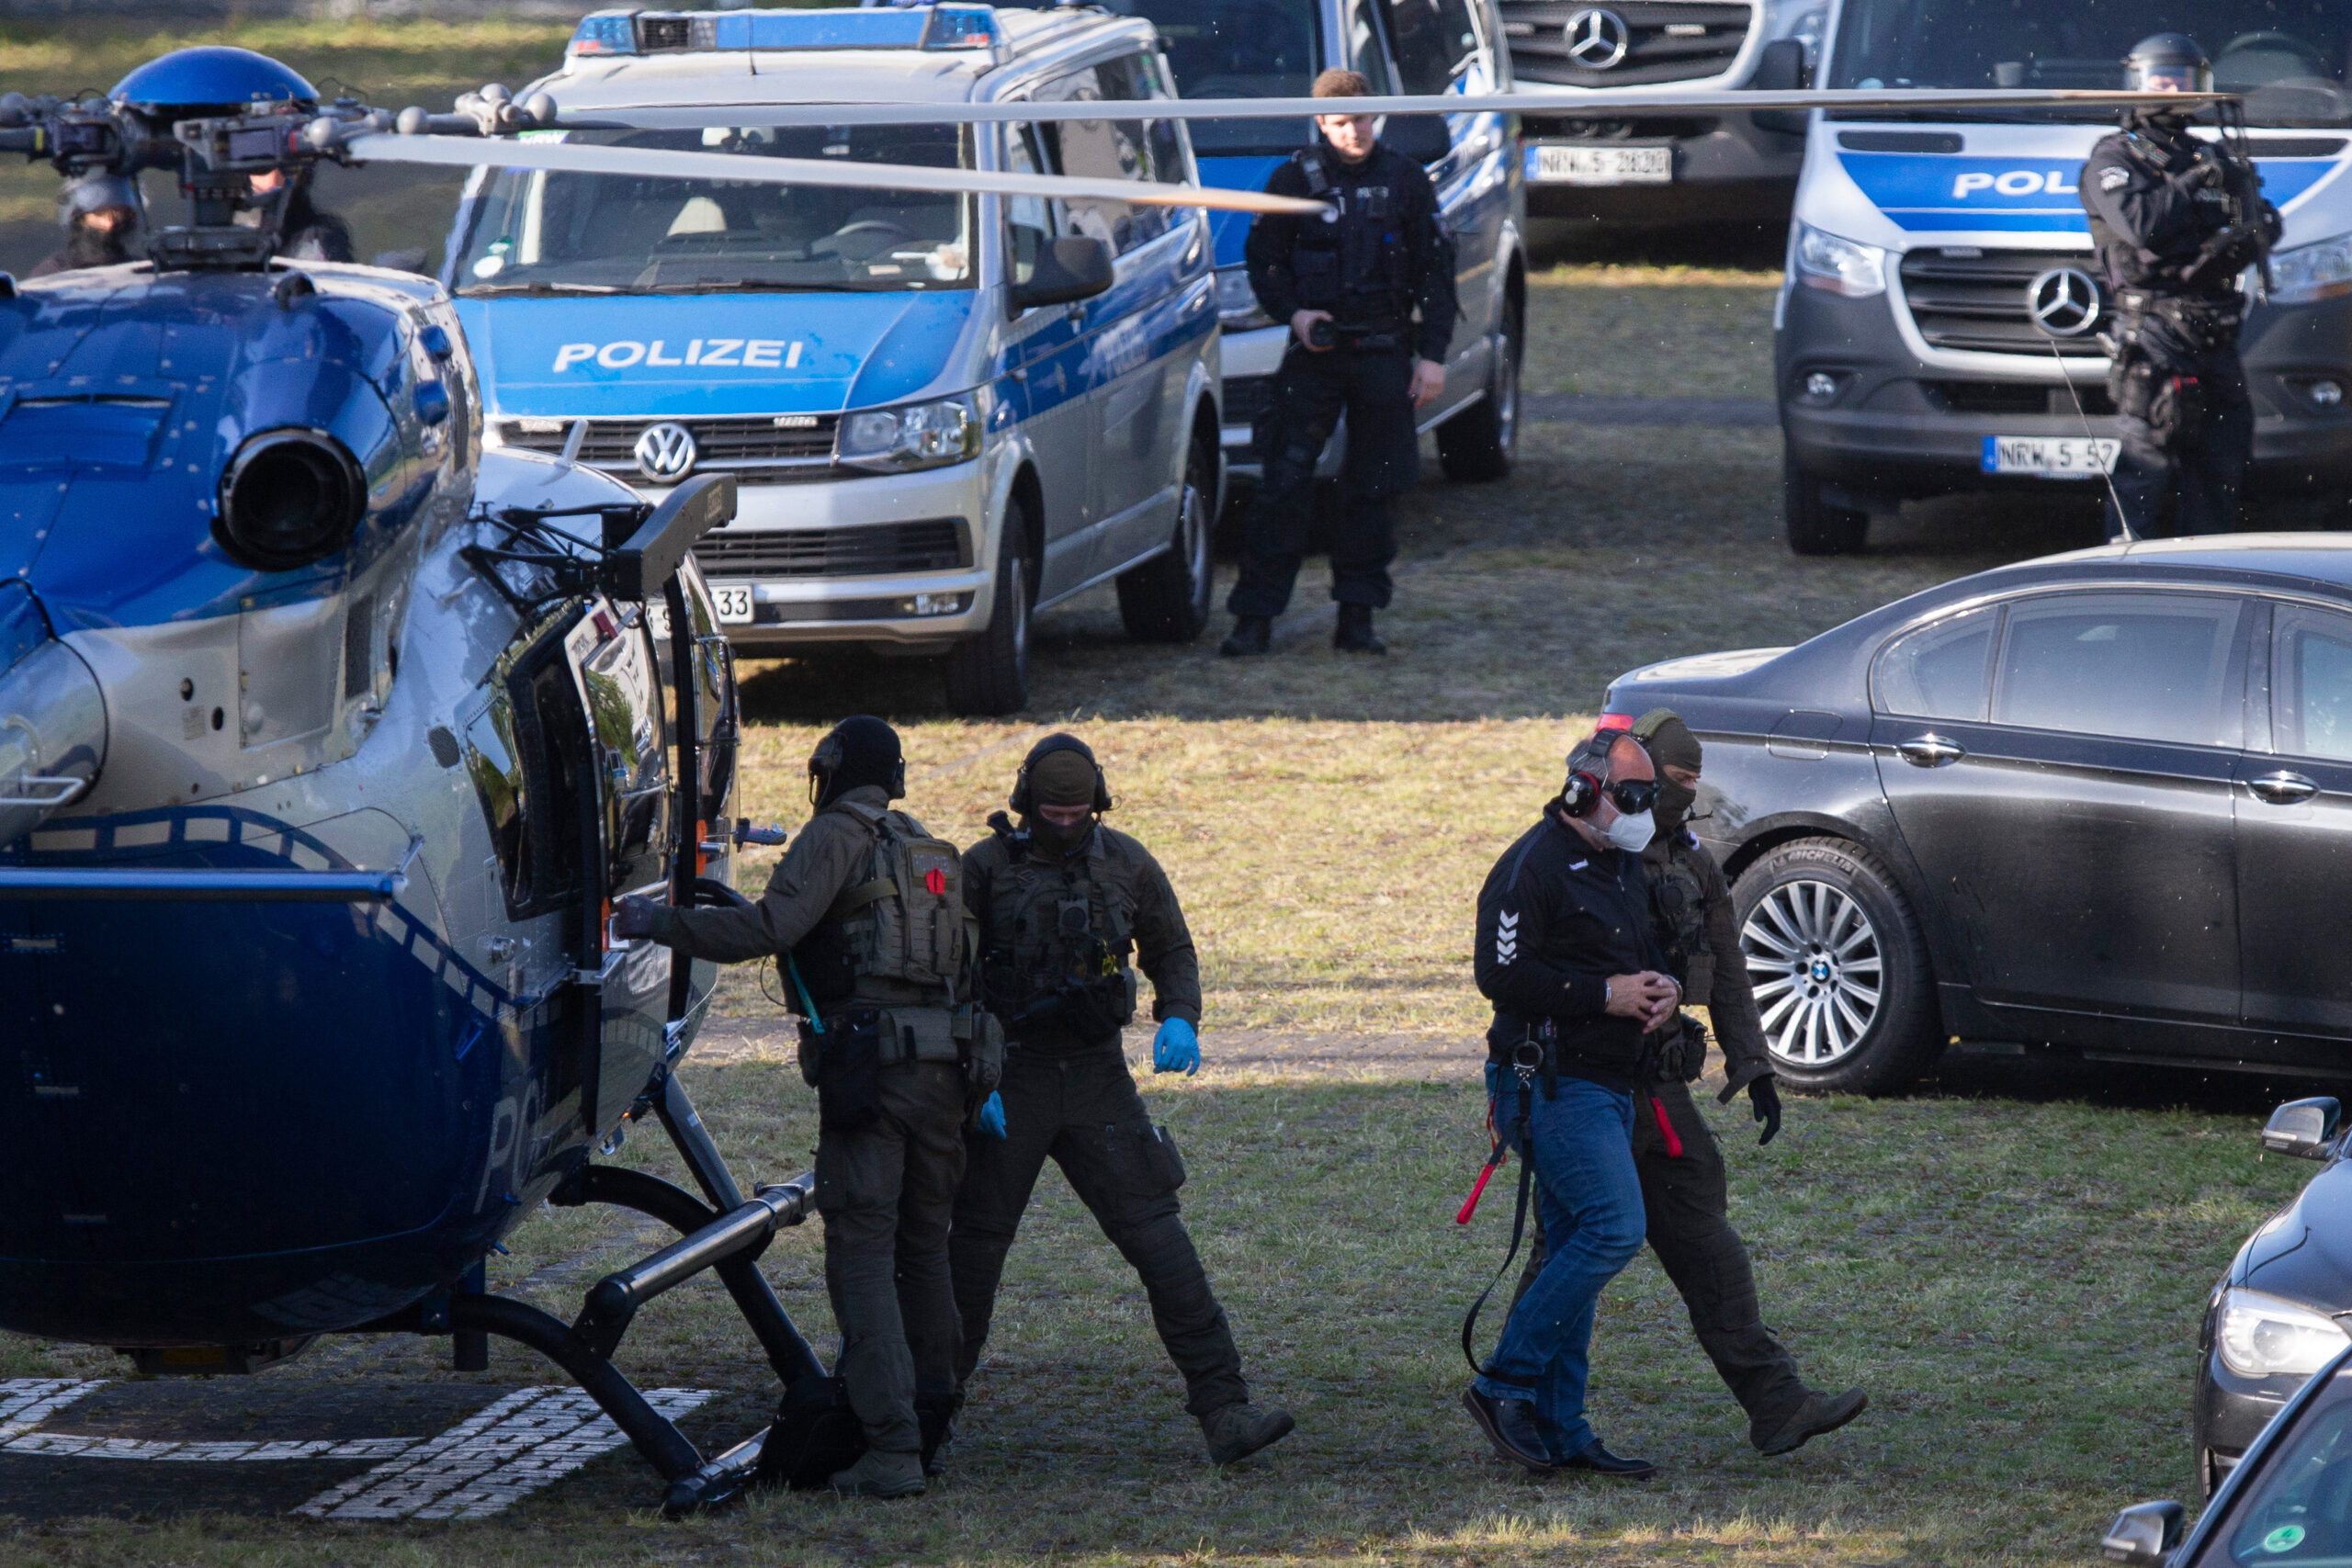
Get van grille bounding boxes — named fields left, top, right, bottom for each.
left=498, top=413, right=840, bottom=482
left=1898, top=248, right=2109, bottom=356
left=691, top=520, right=968, bottom=580
left=1498, top=1, right=1753, bottom=88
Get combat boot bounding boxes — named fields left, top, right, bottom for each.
left=1333, top=603, right=1385, bottom=654
left=1201, top=1401, right=1295, bottom=1464
left=1219, top=615, right=1272, bottom=656
left=1758, top=1387, right=1868, bottom=1456
left=829, top=1449, right=926, bottom=1498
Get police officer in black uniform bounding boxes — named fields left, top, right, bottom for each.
left=2080, top=33, right=2279, bottom=540
left=1220, top=68, right=1457, bottom=659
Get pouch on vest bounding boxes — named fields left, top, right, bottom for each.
left=825, top=804, right=969, bottom=999
left=753, top=1374, right=866, bottom=1491
left=953, top=1003, right=1005, bottom=1098
left=814, top=1009, right=885, bottom=1131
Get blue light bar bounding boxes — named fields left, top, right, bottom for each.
left=570, top=12, right=639, bottom=56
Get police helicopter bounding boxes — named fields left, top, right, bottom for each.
left=0, top=24, right=2218, bottom=1517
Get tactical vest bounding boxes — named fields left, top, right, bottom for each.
left=1285, top=148, right=1411, bottom=323
left=1647, top=838, right=1714, bottom=1003
left=791, top=801, right=974, bottom=1009
left=979, top=825, right=1139, bottom=1044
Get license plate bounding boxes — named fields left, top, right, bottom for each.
left=1980, top=434, right=2120, bottom=479
left=709, top=583, right=755, bottom=625
left=1526, top=143, right=1672, bottom=185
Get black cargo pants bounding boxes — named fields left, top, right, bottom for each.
left=1518, top=1077, right=1809, bottom=1447
left=815, top=1059, right=968, bottom=1456
left=948, top=1044, right=1249, bottom=1419
left=2106, top=344, right=2253, bottom=541
left=1227, top=343, right=1419, bottom=618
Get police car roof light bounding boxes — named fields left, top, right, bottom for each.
left=569, top=4, right=998, bottom=60
left=569, top=13, right=639, bottom=58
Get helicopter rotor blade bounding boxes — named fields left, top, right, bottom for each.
left=343, top=132, right=1329, bottom=216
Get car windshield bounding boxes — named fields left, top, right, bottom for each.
left=2203, top=1361, right=2352, bottom=1565
left=1829, top=0, right=2352, bottom=126
left=1097, top=0, right=1324, bottom=154
left=451, top=124, right=974, bottom=296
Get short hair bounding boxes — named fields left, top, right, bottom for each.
left=1312, top=68, right=1373, bottom=99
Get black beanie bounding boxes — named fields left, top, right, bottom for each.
left=810, top=715, right=904, bottom=806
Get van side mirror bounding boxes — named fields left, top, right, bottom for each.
left=1754, top=39, right=1811, bottom=135
left=1382, top=114, right=1452, bottom=165
left=1012, top=236, right=1114, bottom=311
left=2100, top=1500, right=2185, bottom=1563
left=2264, top=1097, right=2343, bottom=1159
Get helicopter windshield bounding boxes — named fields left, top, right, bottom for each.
left=1829, top=0, right=2352, bottom=125
left=451, top=123, right=974, bottom=296
left=1097, top=0, right=1325, bottom=155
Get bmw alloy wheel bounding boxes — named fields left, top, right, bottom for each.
left=1743, top=879, right=1884, bottom=1066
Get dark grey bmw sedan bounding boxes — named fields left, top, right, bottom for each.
left=1600, top=536, right=2352, bottom=1097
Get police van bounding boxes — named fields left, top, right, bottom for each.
left=447, top=3, right=1223, bottom=714
left=1777, top=0, right=2352, bottom=554
left=1098, top=0, right=1525, bottom=489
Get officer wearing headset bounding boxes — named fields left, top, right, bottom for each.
left=1464, top=730, right=1677, bottom=1478
left=947, top=734, right=1295, bottom=1467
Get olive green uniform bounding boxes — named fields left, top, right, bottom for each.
left=949, top=821, right=1250, bottom=1418
left=645, top=784, right=967, bottom=1459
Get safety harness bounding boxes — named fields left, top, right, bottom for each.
left=1457, top=1024, right=1555, bottom=1375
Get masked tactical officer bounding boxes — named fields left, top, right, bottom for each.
left=948, top=734, right=1295, bottom=1466
left=615, top=716, right=977, bottom=1499
left=26, top=172, right=141, bottom=278
left=1221, top=68, right=1457, bottom=659
left=1516, top=711, right=1866, bottom=1459
left=2080, top=34, right=2280, bottom=540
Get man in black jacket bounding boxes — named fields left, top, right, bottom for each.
left=1220, top=67, right=1457, bottom=658
left=2078, top=33, right=2279, bottom=539
left=1463, top=731, right=1680, bottom=1478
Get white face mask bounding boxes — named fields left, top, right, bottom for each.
left=1603, top=809, right=1656, bottom=854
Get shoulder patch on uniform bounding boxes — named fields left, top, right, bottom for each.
left=2099, top=164, right=2131, bottom=191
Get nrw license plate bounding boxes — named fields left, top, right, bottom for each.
left=1527, top=143, right=1671, bottom=185
left=1981, top=434, right=2120, bottom=479
left=709, top=582, right=755, bottom=625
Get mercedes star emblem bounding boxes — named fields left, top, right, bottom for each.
left=1564, top=7, right=1632, bottom=69
left=633, top=421, right=698, bottom=482
left=2027, top=265, right=2102, bottom=338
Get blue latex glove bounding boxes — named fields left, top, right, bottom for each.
left=1152, top=1018, right=1200, bottom=1077
left=976, top=1090, right=1006, bottom=1139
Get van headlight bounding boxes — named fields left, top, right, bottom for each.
left=2268, top=234, right=2352, bottom=304
left=1795, top=222, right=1887, bottom=299
left=1216, top=266, right=1271, bottom=331
left=838, top=392, right=982, bottom=472
left=2217, top=1287, right=2350, bottom=1379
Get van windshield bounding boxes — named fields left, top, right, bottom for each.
left=1097, top=0, right=1324, bottom=155
left=451, top=123, right=973, bottom=296
left=1830, top=0, right=2352, bottom=127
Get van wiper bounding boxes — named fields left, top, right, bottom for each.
left=457, top=281, right=628, bottom=298
left=634, top=279, right=831, bottom=295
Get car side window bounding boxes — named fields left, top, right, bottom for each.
left=2273, top=604, right=2352, bottom=761
left=1003, top=122, right=1057, bottom=290
left=1873, top=604, right=1996, bottom=721
left=1991, top=592, right=2246, bottom=748
left=1386, top=0, right=1478, bottom=94
left=1035, top=54, right=1170, bottom=254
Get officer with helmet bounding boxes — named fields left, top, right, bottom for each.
left=1221, top=68, right=1457, bottom=659
left=27, top=172, right=143, bottom=277
left=948, top=734, right=1295, bottom=1467
left=2080, top=33, right=2281, bottom=539
left=616, top=716, right=983, bottom=1499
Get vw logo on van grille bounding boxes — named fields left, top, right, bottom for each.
left=2027, top=266, right=2103, bottom=338
left=633, top=421, right=698, bottom=481
left=1564, top=7, right=1632, bottom=69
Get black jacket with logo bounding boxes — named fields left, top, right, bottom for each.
left=1473, top=811, right=1666, bottom=1089
left=1244, top=139, right=1458, bottom=363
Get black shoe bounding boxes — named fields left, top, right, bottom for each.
left=1333, top=603, right=1386, bottom=654
left=1219, top=615, right=1272, bottom=657
left=1201, top=1401, right=1295, bottom=1464
left=1555, top=1438, right=1657, bottom=1479
left=1758, top=1387, right=1868, bottom=1457
left=1461, top=1387, right=1552, bottom=1473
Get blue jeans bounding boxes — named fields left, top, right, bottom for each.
left=1473, top=1066, right=1644, bottom=1459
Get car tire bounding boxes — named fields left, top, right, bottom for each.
left=1784, top=444, right=1871, bottom=556
left=1115, top=433, right=1216, bottom=642
left=1438, top=293, right=1521, bottom=482
left=944, top=513, right=1031, bottom=716
left=1732, top=838, right=1939, bottom=1095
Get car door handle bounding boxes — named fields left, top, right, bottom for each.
left=1895, top=735, right=1966, bottom=767
left=2249, top=770, right=2321, bottom=805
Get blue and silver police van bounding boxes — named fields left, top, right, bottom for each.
left=446, top=3, right=1222, bottom=714
left=1103, top=0, right=1526, bottom=489
left=1777, top=0, right=2352, bottom=553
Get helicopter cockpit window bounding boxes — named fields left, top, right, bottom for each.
left=461, top=695, right=532, bottom=908
left=451, top=123, right=975, bottom=296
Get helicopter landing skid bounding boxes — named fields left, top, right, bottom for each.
left=361, top=1074, right=822, bottom=1517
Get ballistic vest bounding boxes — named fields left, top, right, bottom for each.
left=793, top=800, right=973, bottom=1008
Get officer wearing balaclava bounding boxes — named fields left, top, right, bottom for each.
left=947, top=733, right=1295, bottom=1468
left=2079, top=34, right=2279, bottom=539
left=1514, top=711, right=1866, bottom=1461
left=26, top=172, right=142, bottom=278
left=616, top=716, right=971, bottom=1499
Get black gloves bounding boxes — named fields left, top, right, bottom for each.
left=611, top=894, right=660, bottom=940
left=1748, top=1076, right=1782, bottom=1146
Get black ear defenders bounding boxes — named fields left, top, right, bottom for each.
left=1560, top=766, right=1607, bottom=818
left=1009, top=732, right=1113, bottom=816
